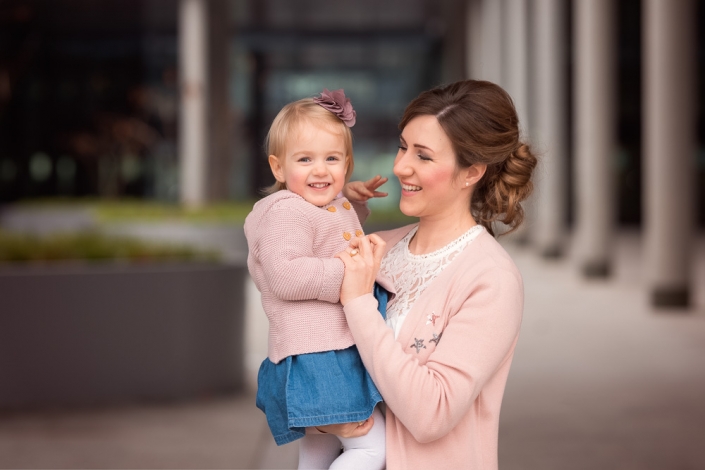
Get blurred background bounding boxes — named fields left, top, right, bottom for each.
left=0, top=0, right=704, bottom=469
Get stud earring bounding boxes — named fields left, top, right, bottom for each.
left=465, top=182, right=469, bottom=187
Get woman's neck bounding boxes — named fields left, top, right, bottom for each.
left=409, top=212, right=479, bottom=255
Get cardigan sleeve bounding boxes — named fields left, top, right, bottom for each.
left=350, top=200, right=370, bottom=225
left=343, top=265, right=523, bottom=443
left=255, top=204, right=344, bottom=303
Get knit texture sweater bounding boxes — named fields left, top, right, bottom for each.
left=244, top=190, right=369, bottom=364
left=344, top=224, right=524, bottom=470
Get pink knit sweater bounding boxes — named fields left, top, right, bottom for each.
left=344, top=224, right=524, bottom=470
left=244, top=190, right=369, bottom=364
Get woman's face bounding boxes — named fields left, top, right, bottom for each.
left=393, top=115, right=471, bottom=220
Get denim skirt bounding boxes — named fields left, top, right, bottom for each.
left=256, top=284, right=389, bottom=446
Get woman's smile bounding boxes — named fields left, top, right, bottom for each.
left=401, top=182, right=422, bottom=193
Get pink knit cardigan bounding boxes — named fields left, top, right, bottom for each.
left=344, top=224, right=524, bottom=470
left=244, top=190, right=369, bottom=363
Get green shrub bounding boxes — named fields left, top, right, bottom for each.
left=17, top=198, right=415, bottom=226
left=0, top=231, right=219, bottom=263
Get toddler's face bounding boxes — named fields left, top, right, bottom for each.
left=269, top=123, right=348, bottom=207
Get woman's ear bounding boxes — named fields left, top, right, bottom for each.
left=464, top=163, right=487, bottom=188
left=268, top=155, right=286, bottom=183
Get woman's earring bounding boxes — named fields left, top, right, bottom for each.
left=465, top=182, right=470, bottom=187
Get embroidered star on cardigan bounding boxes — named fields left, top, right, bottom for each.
left=429, top=332, right=442, bottom=345
left=411, top=338, right=426, bottom=353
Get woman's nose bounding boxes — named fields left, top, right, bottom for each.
left=393, top=150, right=412, bottom=177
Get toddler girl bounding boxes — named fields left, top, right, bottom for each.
left=244, top=89, right=387, bottom=469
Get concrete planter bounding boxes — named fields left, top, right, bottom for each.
left=0, top=262, right=246, bottom=409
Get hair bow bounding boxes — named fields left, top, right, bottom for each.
left=313, top=88, right=356, bottom=127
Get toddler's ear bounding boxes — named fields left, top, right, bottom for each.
left=268, top=155, right=286, bottom=183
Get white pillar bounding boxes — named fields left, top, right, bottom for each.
left=533, top=0, right=568, bottom=257
left=480, top=0, right=503, bottom=85
left=573, top=0, right=616, bottom=277
left=178, top=0, right=209, bottom=208
left=643, top=0, right=696, bottom=307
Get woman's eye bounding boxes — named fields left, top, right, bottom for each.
left=397, top=145, right=407, bottom=152
left=417, top=154, right=432, bottom=161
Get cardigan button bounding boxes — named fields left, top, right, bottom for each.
left=355, top=230, right=363, bottom=237
left=343, top=232, right=352, bottom=241
left=343, top=201, right=352, bottom=210
left=327, top=206, right=337, bottom=212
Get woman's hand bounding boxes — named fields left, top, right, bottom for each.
left=336, top=234, right=386, bottom=306
left=315, top=416, right=375, bottom=438
left=342, top=175, right=388, bottom=203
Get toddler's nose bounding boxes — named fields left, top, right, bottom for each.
left=312, top=161, right=328, bottom=176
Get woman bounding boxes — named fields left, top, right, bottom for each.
left=321, top=79, right=537, bottom=469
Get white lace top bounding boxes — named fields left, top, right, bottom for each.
left=379, top=225, right=484, bottom=338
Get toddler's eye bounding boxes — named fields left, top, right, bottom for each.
left=326, top=156, right=340, bottom=162
left=298, top=157, right=311, bottom=163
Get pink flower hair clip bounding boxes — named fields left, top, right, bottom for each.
left=313, top=88, right=356, bottom=128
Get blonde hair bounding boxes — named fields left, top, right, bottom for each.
left=264, top=98, right=354, bottom=194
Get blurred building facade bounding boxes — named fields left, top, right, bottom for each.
left=0, top=0, right=703, bottom=305
left=0, top=0, right=457, bottom=204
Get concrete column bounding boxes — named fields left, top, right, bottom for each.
left=533, top=0, right=568, bottom=257
left=178, top=0, right=209, bottom=208
left=643, top=0, right=696, bottom=307
left=480, top=0, right=503, bottom=85
left=440, top=0, right=469, bottom=84
left=208, top=0, right=231, bottom=201
left=503, top=0, right=529, bottom=137
left=466, top=0, right=484, bottom=79
left=500, top=0, right=532, bottom=243
left=573, top=0, right=616, bottom=277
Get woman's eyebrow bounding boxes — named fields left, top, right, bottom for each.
left=400, top=135, right=434, bottom=152
left=413, top=143, right=433, bottom=151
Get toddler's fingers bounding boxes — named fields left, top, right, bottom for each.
left=367, top=234, right=386, bottom=261
left=357, top=234, right=376, bottom=260
left=350, top=417, right=374, bottom=437
left=348, top=237, right=362, bottom=249
left=366, top=175, right=388, bottom=190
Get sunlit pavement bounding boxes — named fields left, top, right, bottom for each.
left=0, top=231, right=703, bottom=469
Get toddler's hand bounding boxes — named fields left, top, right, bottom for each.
left=314, top=417, right=374, bottom=438
left=343, top=175, right=388, bottom=203
left=336, top=234, right=385, bottom=306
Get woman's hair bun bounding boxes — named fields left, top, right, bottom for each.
left=475, top=142, right=537, bottom=235
left=500, top=144, right=535, bottom=190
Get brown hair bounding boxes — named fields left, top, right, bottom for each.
left=399, top=80, right=537, bottom=236
left=264, top=98, right=354, bottom=194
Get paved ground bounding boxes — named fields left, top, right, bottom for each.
left=1, top=215, right=703, bottom=469
left=499, top=232, right=705, bottom=470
